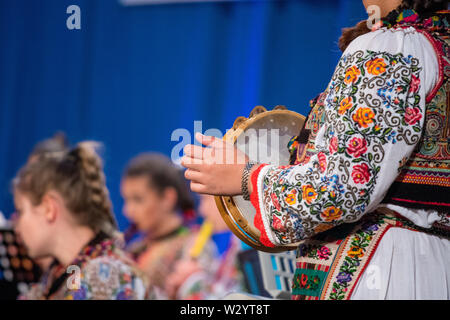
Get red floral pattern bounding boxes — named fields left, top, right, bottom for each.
left=347, top=137, right=368, bottom=158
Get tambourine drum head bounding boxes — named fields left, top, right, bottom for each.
left=216, top=109, right=305, bottom=252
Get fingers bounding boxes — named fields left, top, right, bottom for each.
left=195, top=132, right=221, bottom=147
left=183, top=144, right=205, bottom=160
left=184, top=168, right=203, bottom=183
left=180, top=156, right=205, bottom=170
left=189, top=181, right=208, bottom=194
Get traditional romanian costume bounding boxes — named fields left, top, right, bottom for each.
left=126, top=225, right=192, bottom=299
left=20, top=232, right=152, bottom=300
left=250, top=9, right=450, bottom=299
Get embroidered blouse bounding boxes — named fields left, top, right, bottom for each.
left=174, top=232, right=244, bottom=300
left=250, top=11, right=446, bottom=248
left=20, top=232, right=152, bottom=300
left=126, top=226, right=192, bottom=299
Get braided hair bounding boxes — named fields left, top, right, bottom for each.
left=338, top=0, right=448, bottom=52
left=13, top=141, right=118, bottom=236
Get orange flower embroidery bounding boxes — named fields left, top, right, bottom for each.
left=285, top=192, right=297, bottom=205
left=302, top=185, right=318, bottom=204
left=321, top=206, right=343, bottom=222
left=338, top=97, right=353, bottom=115
left=352, top=107, right=375, bottom=128
left=365, top=58, right=387, bottom=75
left=344, top=66, right=361, bottom=84
left=347, top=246, right=364, bottom=258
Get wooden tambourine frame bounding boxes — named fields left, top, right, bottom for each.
left=214, top=105, right=305, bottom=253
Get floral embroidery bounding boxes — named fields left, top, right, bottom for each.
left=365, top=58, right=387, bottom=75
left=272, top=215, right=287, bottom=233
left=299, top=244, right=333, bottom=261
left=404, top=106, right=422, bottom=125
left=318, top=152, right=327, bottom=173
left=352, top=107, right=375, bottom=128
left=22, top=237, right=152, bottom=300
left=344, top=66, right=361, bottom=84
left=285, top=189, right=298, bottom=205
left=329, top=136, right=338, bottom=154
left=409, top=74, right=421, bottom=93
left=338, top=97, right=353, bottom=115
left=293, top=273, right=322, bottom=291
left=347, top=137, right=367, bottom=158
left=256, top=49, right=424, bottom=245
left=302, top=185, right=318, bottom=204
left=329, top=218, right=383, bottom=300
left=321, top=207, right=343, bottom=222
left=351, top=163, right=371, bottom=184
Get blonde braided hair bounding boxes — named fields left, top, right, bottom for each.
left=13, top=141, right=118, bottom=237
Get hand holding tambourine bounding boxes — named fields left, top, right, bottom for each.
left=182, top=106, right=306, bottom=252
left=182, top=132, right=250, bottom=196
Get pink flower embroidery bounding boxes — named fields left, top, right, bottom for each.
left=347, top=137, right=368, bottom=158
left=329, top=136, right=338, bottom=154
left=404, top=107, right=422, bottom=125
left=409, top=74, right=420, bottom=93
left=271, top=193, right=281, bottom=211
left=317, top=246, right=331, bottom=260
left=351, top=163, right=371, bottom=184
left=318, top=152, right=327, bottom=173
left=272, top=215, right=286, bottom=233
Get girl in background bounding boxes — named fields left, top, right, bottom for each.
left=165, top=194, right=244, bottom=300
left=14, top=142, right=151, bottom=299
left=121, top=153, right=195, bottom=299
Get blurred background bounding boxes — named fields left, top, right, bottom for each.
left=0, top=0, right=367, bottom=230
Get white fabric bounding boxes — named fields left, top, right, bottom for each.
left=351, top=227, right=450, bottom=300
left=381, top=204, right=445, bottom=229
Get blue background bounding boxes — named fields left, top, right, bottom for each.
left=0, top=0, right=367, bottom=230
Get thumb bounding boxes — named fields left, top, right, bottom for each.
left=195, top=132, right=220, bottom=147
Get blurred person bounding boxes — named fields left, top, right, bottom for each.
left=121, top=153, right=195, bottom=299
left=24, top=132, right=70, bottom=273
left=1, top=132, right=71, bottom=298
left=165, top=194, right=244, bottom=300
left=13, top=142, right=151, bottom=299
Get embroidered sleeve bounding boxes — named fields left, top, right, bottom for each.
left=250, top=30, right=435, bottom=247
left=64, top=257, right=149, bottom=300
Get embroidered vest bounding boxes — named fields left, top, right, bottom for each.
left=381, top=11, right=450, bottom=213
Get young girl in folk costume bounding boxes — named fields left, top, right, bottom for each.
left=120, top=153, right=196, bottom=299
left=14, top=142, right=151, bottom=300
left=182, top=0, right=450, bottom=299
left=165, top=194, right=244, bottom=300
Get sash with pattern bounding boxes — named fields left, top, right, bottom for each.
left=291, top=208, right=447, bottom=300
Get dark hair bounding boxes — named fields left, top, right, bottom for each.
left=339, top=0, right=448, bottom=52
left=123, top=153, right=195, bottom=213
left=14, top=142, right=118, bottom=236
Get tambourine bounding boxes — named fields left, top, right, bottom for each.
left=215, top=106, right=306, bottom=253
